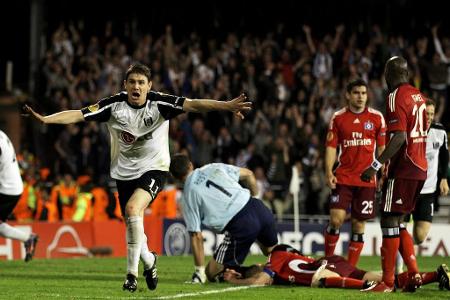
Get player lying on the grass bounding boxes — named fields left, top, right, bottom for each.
left=223, top=244, right=450, bottom=291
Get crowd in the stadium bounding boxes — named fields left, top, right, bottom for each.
left=14, top=19, right=450, bottom=223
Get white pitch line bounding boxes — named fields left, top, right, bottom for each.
left=33, top=285, right=265, bottom=299
left=154, top=285, right=265, bottom=299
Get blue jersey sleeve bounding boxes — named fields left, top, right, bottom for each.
left=180, top=190, right=202, bottom=232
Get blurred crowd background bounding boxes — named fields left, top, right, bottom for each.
left=0, top=0, right=449, bottom=223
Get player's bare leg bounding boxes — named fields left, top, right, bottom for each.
left=413, top=221, right=431, bottom=245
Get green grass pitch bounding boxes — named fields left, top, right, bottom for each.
left=0, top=255, right=448, bottom=299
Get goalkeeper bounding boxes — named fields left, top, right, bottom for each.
left=170, top=154, right=278, bottom=283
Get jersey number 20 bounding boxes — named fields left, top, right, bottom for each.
left=411, top=103, right=427, bottom=138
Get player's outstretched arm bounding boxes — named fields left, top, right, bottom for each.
left=182, top=93, right=252, bottom=119
left=23, top=105, right=84, bottom=124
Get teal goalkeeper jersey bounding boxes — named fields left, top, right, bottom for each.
left=181, top=163, right=251, bottom=233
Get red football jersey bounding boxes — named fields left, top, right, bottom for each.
left=385, top=84, right=427, bottom=180
left=266, top=250, right=318, bottom=285
left=326, top=107, right=386, bottom=187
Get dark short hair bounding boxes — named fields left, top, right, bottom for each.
left=170, top=154, right=191, bottom=180
left=242, top=264, right=264, bottom=278
left=425, top=98, right=436, bottom=107
left=125, top=63, right=151, bottom=81
left=346, top=78, right=368, bottom=93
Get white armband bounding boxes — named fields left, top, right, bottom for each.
left=371, top=159, right=383, bottom=171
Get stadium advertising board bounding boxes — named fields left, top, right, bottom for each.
left=0, top=218, right=163, bottom=260
left=1, top=218, right=448, bottom=260
left=162, top=219, right=450, bottom=257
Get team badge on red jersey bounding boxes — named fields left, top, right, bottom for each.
left=364, top=121, right=374, bottom=130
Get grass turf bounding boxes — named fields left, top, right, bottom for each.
left=0, top=255, right=448, bottom=299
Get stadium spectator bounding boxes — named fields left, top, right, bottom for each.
left=222, top=244, right=450, bottom=292
left=361, top=56, right=428, bottom=292
left=12, top=178, right=36, bottom=222
left=324, top=78, right=386, bottom=267
left=0, top=130, right=39, bottom=262
left=49, top=173, right=77, bottom=221
left=169, top=154, right=278, bottom=284
left=431, top=25, right=450, bottom=129
left=24, top=63, right=251, bottom=292
left=149, top=182, right=180, bottom=219
left=396, top=99, right=449, bottom=272
left=90, top=185, right=111, bottom=221
left=23, top=19, right=450, bottom=221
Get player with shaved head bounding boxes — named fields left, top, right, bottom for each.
left=361, top=57, right=428, bottom=292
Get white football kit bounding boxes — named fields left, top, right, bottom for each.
left=0, top=130, right=23, bottom=196
left=421, top=122, right=448, bottom=194
left=81, top=91, right=185, bottom=181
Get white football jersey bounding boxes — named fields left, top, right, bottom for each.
left=0, top=130, right=23, bottom=195
left=421, top=123, right=448, bottom=194
left=82, top=91, right=185, bottom=180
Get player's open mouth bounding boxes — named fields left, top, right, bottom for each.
left=131, top=92, right=140, bottom=99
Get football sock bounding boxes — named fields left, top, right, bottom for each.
left=396, top=271, right=408, bottom=288
left=0, top=222, right=29, bottom=242
left=420, top=271, right=437, bottom=285
left=399, top=224, right=419, bottom=274
left=140, top=233, right=156, bottom=270
left=324, top=277, right=365, bottom=289
left=324, top=226, right=340, bottom=256
left=396, top=271, right=437, bottom=288
left=381, top=227, right=400, bottom=288
left=126, top=216, right=144, bottom=277
left=347, top=233, right=364, bottom=266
